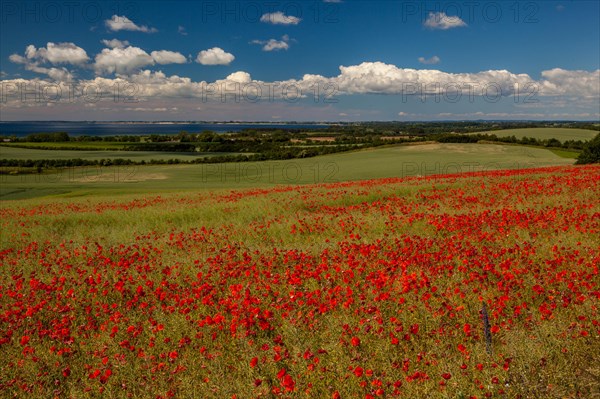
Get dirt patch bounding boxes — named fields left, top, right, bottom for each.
left=70, top=172, right=168, bottom=183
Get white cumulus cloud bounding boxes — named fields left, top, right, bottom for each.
left=260, top=11, right=301, bottom=25
left=41, top=43, right=89, bottom=64
left=101, top=39, right=130, bottom=49
left=151, top=50, right=187, bottom=64
left=8, top=43, right=87, bottom=81
left=3, top=58, right=598, bottom=116
left=196, top=47, right=235, bottom=65
left=223, top=71, right=252, bottom=83
left=16, top=42, right=89, bottom=65
left=37, top=67, right=74, bottom=81
left=263, top=39, right=289, bottom=51
left=8, top=54, right=27, bottom=64
left=94, top=46, right=154, bottom=74
left=7, top=53, right=73, bottom=81
left=424, top=12, right=467, bottom=30
left=251, top=35, right=291, bottom=51
left=538, top=68, right=600, bottom=96
left=418, top=56, right=440, bottom=65
left=105, top=15, right=157, bottom=33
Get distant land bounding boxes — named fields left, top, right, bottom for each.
left=0, top=121, right=333, bottom=137
left=1, top=120, right=598, bottom=138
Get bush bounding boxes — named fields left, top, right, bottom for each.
left=576, top=133, right=600, bottom=164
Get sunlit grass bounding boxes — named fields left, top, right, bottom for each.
left=0, top=165, right=598, bottom=398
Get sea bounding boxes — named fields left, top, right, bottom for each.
left=0, top=121, right=333, bottom=138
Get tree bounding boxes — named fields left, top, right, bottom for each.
left=576, top=133, right=600, bottom=164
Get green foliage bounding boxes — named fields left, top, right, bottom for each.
left=576, top=133, right=600, bottom=164
left=24, top=132, right=70, bottom=142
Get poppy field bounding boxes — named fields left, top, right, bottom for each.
left=1, top=165, right=599, bottom=398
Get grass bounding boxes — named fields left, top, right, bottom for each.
left=0, top=143, right=574, bottom=200
left=548, top=148, right=581, bottom=158
left=0, top=145, right=241, bottom=162
left=475, top=127, right=598, bottom=142
left=0, top=165, right=598, bottom=398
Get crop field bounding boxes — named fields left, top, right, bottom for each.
left=0, top=142, right=136, bottom=150
left=476, top=128, right=599, bottom=143
left=0, top=145, right=238, bottom=162
left=547, top=148, right=580, bottom=159
left=0, top=164, right=598, bottom=398
left=0, top=143, right=575, bottom=200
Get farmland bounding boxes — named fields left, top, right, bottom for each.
left=0, top=142, right=136, bottom=150
left=0, top=146, right=241, bottom=162
left=473, top=128, right=599, bottom=143
left=1, top=164, right=599, bottom=398
left=0, top=143, right=575, bottom=200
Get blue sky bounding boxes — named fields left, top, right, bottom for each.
left=1, top=0, right=599, bottom=121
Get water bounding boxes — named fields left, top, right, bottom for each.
left=0, top=121, right=333, bottom=138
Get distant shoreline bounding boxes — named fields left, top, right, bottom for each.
left=99, top=122, right=336, bottom=125
left=0, top=121, right=334, bottom=137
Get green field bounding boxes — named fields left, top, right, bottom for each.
left=0, top=141, right=135, bottom=150
left=0, top=143, right=574, bottom=201
left=476, top=127, right=598, bottom=142
left=548, top=148, right=581, bottom=158
left=0, top=145, right=238, bottom=162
